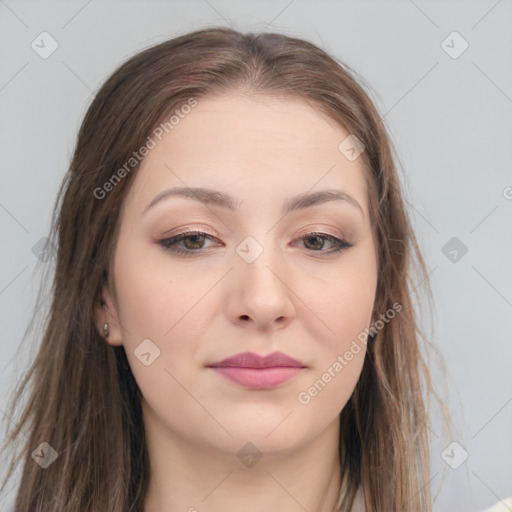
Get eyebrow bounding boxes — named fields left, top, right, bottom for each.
left=143, top=186, right=364, bottom=217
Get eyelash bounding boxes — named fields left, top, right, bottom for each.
left=158, top=230, right=353, bottom=257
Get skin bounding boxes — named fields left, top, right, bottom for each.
left=96, top=93, right=377, bottom=512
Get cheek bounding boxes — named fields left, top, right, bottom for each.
left=112, top=235, right=226, bottom=387
left=113, top=232, right=203, bottom=336
left=114, top=231, right=377, bottom=357
left=112, top=252, right=209, bottom=407
left=295, top=258, right=376, bottom=419
left=306, top=241, right=378, bottom=355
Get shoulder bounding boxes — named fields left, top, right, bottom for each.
left=349, top=491, right=512, bottom=512
left=482, top=498, right=512, bottom=512
left=350, top=485, right=365, bottom=512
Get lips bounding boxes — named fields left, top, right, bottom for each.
left=207, top=351, right=306, bottom=369
left=206, top=351, right=306, bottom=389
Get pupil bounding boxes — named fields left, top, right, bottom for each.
left=307, top=236, right=323, bottom=250
left=186, top=235, right=203, bottom=249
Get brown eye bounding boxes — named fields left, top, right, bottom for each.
left=303, top=234, right=325, bottom=250
left=181, top=234, right=206, bottom=249
left=158, top=231, right=219, bottom=256
left=295, top=232, right=353, bottom=255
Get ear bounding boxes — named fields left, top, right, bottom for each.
left=95, top=286, right=123, bottom=346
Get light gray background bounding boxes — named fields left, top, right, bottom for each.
left=1, top=1, right=511, bottom=511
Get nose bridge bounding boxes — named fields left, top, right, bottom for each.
left=229, top=232, right=295, bottom=326
left=235, top=233, right=283, bottom=290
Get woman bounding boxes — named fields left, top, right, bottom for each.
left=1, top=27, right=446, bottom=511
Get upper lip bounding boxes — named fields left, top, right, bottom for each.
left=207, top=351, right=306, bottom=369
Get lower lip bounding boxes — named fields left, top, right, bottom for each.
left=209, top=367, right=303, bottom=389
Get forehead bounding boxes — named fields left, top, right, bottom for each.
left=152, top=93, right=352, bottom=163
left=124, top=93, right=371, bottom=217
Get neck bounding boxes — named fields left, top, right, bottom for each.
left=141, top=399, right=343, bottom=512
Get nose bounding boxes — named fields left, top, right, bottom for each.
left=226, top=242, right=296, bottom=332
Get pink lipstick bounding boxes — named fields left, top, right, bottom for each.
left=206, top=351, right=306, bottom=389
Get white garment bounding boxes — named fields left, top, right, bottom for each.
left=349, top=493, right=512, bottom=511
left=482, top=497, right=512, bottom=512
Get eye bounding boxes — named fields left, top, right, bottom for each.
left=158, top=230, right=353, bottom=257
left=294, top=231, right=353, bottom=255
left=158, top=230, right=219, bottom=256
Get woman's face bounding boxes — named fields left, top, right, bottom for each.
left=101, top=93, right=378, bottom=456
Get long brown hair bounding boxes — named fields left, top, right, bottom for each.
left=0, top=27, right=446, bottom=511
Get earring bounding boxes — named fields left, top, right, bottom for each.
left=103, top=323, right=110, bottom=338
